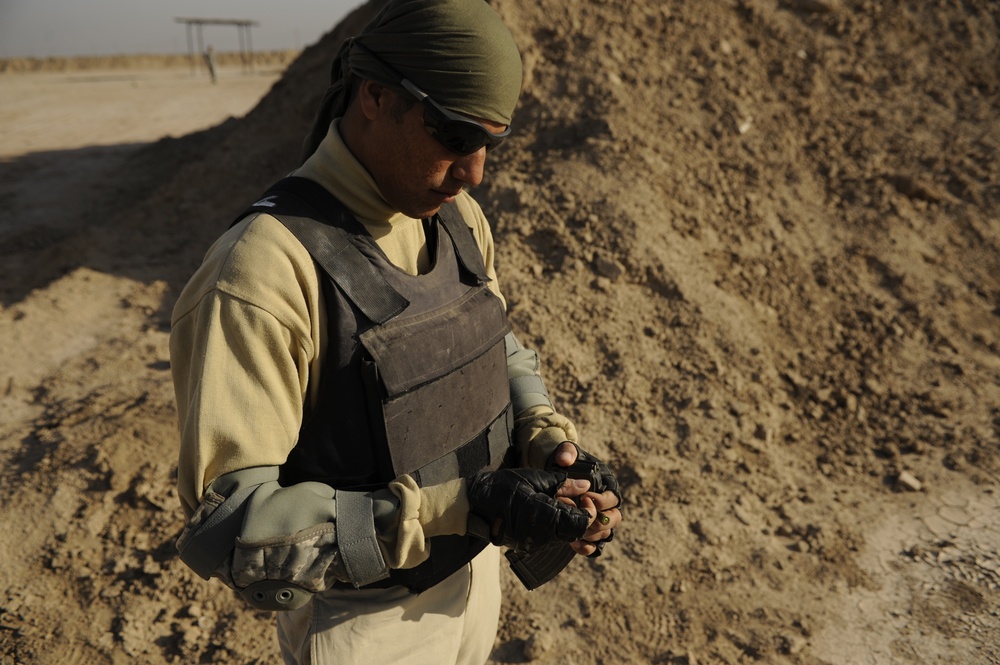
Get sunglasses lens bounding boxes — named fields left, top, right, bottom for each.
left=421, top=103, right=508, bottom=155
left=435, top=122, right=497, bottom=155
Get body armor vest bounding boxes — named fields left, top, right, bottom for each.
left=238, top=177, right=512, bottom=591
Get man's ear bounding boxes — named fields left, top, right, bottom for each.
left=356, top=79, right=392, bottom=121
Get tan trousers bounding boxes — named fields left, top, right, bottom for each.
left=276, top=547, right=501, bottom=665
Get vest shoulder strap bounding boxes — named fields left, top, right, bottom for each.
left=435, top=203, right=491, bottom=284
left=238, top=176, right=409, bottom=324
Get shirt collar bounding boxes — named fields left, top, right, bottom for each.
left=293, top=119, right=413, bottom=230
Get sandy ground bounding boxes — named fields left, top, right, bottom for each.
left=0, top=65, right=286, bottom=157
left=0, top=62, right=283, bottom=421
left=0, top=61, right=286, bottom=664
left=0, top=1, right=998, bottom=664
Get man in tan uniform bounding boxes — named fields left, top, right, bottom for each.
left=169, top=1, right=623, bottom=663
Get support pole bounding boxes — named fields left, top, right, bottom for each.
left=195, top=23, right=205, bottom=74
left=246, top=26, right=255, bottom=73
left=185, top=23, right=195, bottom=75
left=237, top=25, right=246, bottom=74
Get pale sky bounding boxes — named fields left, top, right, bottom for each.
left=0, top=0, right=363, bottom=58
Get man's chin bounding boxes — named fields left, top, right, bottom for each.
left=395, top=191, right=457, bottom=219
left=406, top=202, right=444, bottom=219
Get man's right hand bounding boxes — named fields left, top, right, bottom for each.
left=467, top=469, right=590, bottom=553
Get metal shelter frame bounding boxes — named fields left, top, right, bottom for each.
left=175, top=17, right=260, bottom=75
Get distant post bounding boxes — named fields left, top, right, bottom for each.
left=203, top=46, right=217, bottom=84
left=184, top=23, right=195, bottom=75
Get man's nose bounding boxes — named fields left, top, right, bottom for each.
left=450, top=148, right=486, bottom=187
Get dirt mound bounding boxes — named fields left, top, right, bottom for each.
left=1, top=0, right=998, bottom=663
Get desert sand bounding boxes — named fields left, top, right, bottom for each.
left=1, top=1, right=998, bottom=664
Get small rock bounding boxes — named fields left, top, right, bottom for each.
left=782, top=369, right=808, bottom=391
left=897, top=471, right=923, bottom=492
left=788, top=0, right=837, bottom=13
left=592, top=277, right=613, bottom=292
left=776, top=524, right=795, bottom=538
left=690, top=520, right=716, bottom=545
left=523, top=631, right=553, bottom=661
left=132, top=532, right=150, bottom=551
left=863, top=377, right=885, bottom=396
left=782, top=634, right=807, bottom=655
left=593, top=254, right=625, bottom=281
left=181, top=626, right=202, bottom=645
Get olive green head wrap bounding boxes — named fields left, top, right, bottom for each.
left=303, top=0, right=523, bottom=161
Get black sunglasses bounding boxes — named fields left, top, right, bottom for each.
left=354, top=43, right=511, bottom=155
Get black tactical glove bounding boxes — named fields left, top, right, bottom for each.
left=467, top=468, right=590, bottom=553
left=546, top=443, right=622, bottom=559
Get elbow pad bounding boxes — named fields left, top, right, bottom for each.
left=505, top=332, right=553, bottom=413
left=175, top=468, right=393, bottom=611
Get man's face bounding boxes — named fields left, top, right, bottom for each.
left=365, top=90, right=507, bottom=219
